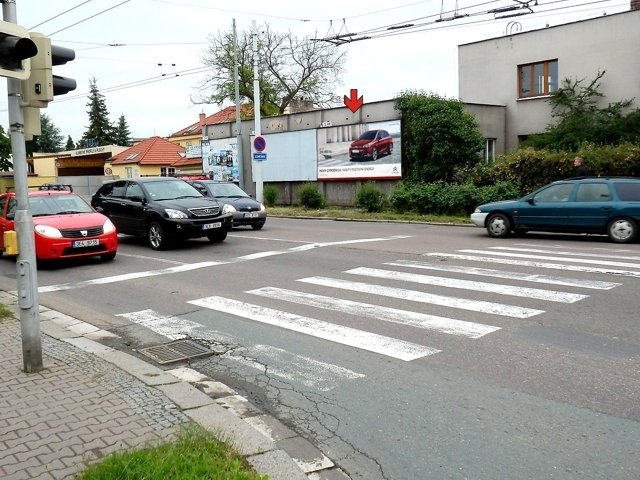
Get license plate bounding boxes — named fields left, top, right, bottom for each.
left=73, top=239, right=99, bottom=248
left=352, top=149, right=359, bottom=153
left=244, top=212, right=259, bottom=218
left=202, top=222, right=222, bottom=230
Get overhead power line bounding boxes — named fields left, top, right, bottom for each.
left=47, top=0, right=133, bottom=36
left=29, top=0, right=95, bottom=29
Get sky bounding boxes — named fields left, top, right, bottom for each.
left=0, top=0, right=631, bottom=145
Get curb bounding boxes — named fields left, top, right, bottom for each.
left=1, top=291, right=350, bottom=480
left=269, top=214, right=474, bottom=227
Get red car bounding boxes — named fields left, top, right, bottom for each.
left=349, top=129, right=394, bottom=161
left=0, top=190, right=118, bottom=262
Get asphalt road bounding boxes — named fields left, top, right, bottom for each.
left=2, top=218, right=639, bottom=480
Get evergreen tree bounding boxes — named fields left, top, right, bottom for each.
left=82, top=77, right=115, bottom=146
left=65, top=135, right=75, bottom=150
left=114, top=114, right=133, bottom=146
left=0, top=125, right=12, bottom=171
left=31, top=113, right=64, bottom=152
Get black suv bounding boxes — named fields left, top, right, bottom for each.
left=91, top=177, right=233, bottom=250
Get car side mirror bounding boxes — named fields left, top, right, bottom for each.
left=6, top=213, right=14, bottom=220
left=525, top=198, right=535, bottom=205
left=130, top=195, right=144, bottom=203
left=94, top=206, right=104, bottom=213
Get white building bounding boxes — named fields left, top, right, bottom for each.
left=458, top=4, right=640, bottom=153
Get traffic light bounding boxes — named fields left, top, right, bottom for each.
left=22, top=33, right=76, bottom=108
left=0, top=21, right=37, bottom=79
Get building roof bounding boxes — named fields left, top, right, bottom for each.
left=171, top=156, right=203, bottom=168
left=109, top=136, right=185, bottom=166
left=171, top=105, right=253, bottom=137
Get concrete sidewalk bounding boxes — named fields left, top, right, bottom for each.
left=0, top=291, right=349, bottom=480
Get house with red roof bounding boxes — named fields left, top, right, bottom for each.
left=106, top=136, right=189, bottom=178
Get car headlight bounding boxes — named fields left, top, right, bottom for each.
left=165, top=209, right=188, bottom=219
left=222, top=204, right=237, bottom=214
left=103, top=218, right=116, bottom=234
left=34, top=225, right=62, bottom=238
left=260, top=203, right=266, bottom=212
left=474, top=208, right=482, bottom=213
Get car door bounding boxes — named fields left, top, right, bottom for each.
left=98, top=181, right=127, bottom=232
left=517, top=183, right=575, bottom=230
left=120, top=181, right=148, bottom=235
left=569, top=182, right=614, bottom=231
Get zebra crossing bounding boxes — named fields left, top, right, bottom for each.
left=119, top=244, right=638, bottom=390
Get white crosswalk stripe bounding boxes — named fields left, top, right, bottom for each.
left=187, top=296, right=440, bottom=361
left=424, top=252, right=640, bottom=277
left=489, top=246, right=640, bottom=262
left=247, top=286, right=500, bottom=338
left=298, top=276, right=544, bottom=318
left=344, top=267, right=587, bottom=303
left=460, top=249, right=640, bottom=269
left=384, top=260, right=620, bottom=290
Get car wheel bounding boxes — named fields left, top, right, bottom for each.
left=371, top=147, right=378, bottom=161
left=101, top=252, right=116, bottom=261
left=147, top=221, right=169, bottom=250
left=207, top=231, right=227, bottom=243
left=486, top=213, right=511, bottom=238
left=388, top=143, right=394, bottom=155
left=607, top=218, right=637, bottom=243
left=251, top=223, right=264, bottom=230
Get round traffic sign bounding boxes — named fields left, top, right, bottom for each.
left=253, top=136, right=266, bottom=152
left=104, top=167, right=113, bottom=175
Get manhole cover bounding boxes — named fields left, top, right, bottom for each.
left=139, top=339, right=214, bottom=365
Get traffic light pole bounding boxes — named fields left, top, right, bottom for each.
left=3, top=1, right=43, bottom=373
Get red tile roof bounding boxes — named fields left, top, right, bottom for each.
left=171, top=105, right=253, bottom=137
left=171, top=156, right=203, bottom=168
left=110, top=137, right=184, bottom=166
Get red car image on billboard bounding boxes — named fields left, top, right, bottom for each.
left=348, top=129, right=393, bottom=161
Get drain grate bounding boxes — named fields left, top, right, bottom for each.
left=139, top=339, right=214, bottom=365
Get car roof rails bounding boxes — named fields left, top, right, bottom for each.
left=36, top=183, right=74, bottom=192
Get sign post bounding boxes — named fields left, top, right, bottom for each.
left=252, top=20, right=263, bottom=203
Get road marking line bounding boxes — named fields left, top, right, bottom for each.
left=188, top=296, right=439, bottom=361
left=116, top=253, right=188, bottom=265
left=298, top=277, right=544, bottom=318
left=38, top=235, right=411, bottom=293
left=385, top=260, right=620, bottom=290
left=424, top=253, right=640, bottom=278
left=489, top=246, right=640, bottom=261
left=460, top=249, right=640, bottom=269
left=116, top=310, right=364, bottom=391
left=248, top=287, right=500, bottom=338
left=345, top=267, right=587, bottom=303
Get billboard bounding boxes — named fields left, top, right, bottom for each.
left=258, top=129, right=318, bottom=182
left=316, top=120, right=401, bottom=181
left=201, top=138, right=239, bottom=182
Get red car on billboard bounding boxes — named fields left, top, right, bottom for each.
left=0, top=190, right=118, bottom=262
left=349, top=129, right=394, bottom=161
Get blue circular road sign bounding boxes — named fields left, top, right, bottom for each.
left=253, top=136, right=266, bottom=152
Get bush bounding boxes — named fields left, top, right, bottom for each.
left=390, top=180, right=521, bottom=216
left=298, top=182, right=326, bottom=209
left=263, top=184, right=278, bottom=207
left=355, top=181, right=384, bottom=212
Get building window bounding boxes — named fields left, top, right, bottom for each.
left=518, top=60, right=558, bottom=98
left=485, top=138, right=496, bottom=162
left=125, top=167, right=133, bottom=178
left=160, top=167, right=176, bottom=176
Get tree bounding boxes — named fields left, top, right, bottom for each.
left=193, top=23, right=347, bottom=116
left=30, top=113, right=64, bottom=153
left=0, top=125, right=12, bottom=171
left=114, top=114, right=133, bottom=146
left=82, top=77, right=115, bottom=146
left=65, top=136, right=75, bottom=151
left=520, top=71, right=640, bottom=151
left=394, top=90, right=485, bottom=183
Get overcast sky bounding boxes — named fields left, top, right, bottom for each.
left=0, top=0, right=631, bottom=145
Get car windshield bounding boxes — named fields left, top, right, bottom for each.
left=28, top=194, right=93, bottom=216
left=357, top=131, right=377, bottom=141
left=207, top=183, right=249, bottom=198
left=144, top=180, right=203, bottom=201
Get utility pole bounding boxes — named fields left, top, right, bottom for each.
left=2, top=1, right=43, bottom=372
left=252, top=20, right=263, bottom=203
left=232, top=19, right=244, bottom=190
